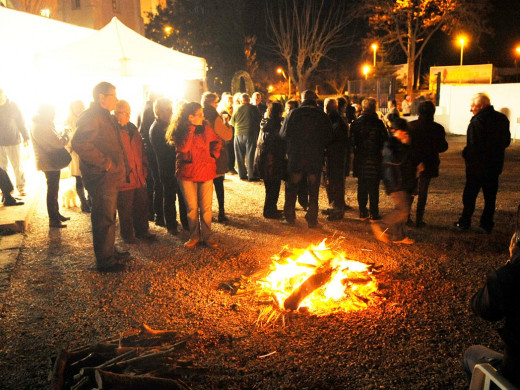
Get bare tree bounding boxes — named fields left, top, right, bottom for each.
left=266, top=0, right=356, bottom=94
left=363, top=0, right=491, bottom=96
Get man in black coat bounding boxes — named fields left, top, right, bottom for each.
left=409, top=101, right=448, bottom=227
left=280, top=90, right=332, bottom=228
left=455, top=93, right=510, bottom=234
left=350, top=98, right=388, bottom=221
left=463, top=229, right=520, bottom=387
left=137, top=91, right=163, bottom=226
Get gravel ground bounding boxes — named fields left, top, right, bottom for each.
left=0, top=135, right=519, bottom=390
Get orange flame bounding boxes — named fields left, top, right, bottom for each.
left=257, top=240, right=379, bottom=316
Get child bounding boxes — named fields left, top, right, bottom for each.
left=372, top=118, right=421, bottom=244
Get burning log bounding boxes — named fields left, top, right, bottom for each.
left=283, top=260, right=335, bottom=311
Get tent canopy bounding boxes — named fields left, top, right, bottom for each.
left=0, top=7, right=94, bottom=72
left=35, top=17, right=207, bottom=81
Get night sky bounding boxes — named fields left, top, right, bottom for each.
left=243, top=0, right=520, bottom=80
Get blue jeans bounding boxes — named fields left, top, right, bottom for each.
left=178, top=179, right=213, bottom=241
left=234, top=134, right=257, bottom=180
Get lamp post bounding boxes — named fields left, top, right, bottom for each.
left=515, top=46, right=520, bottom=82
left=371, top=43, right=378, bottom=67
left=277, top=67, right=291, bottom=97
left=457, top=35, right=467, bottom=84
left=458, top=37, right=465, bottom=66
left=362, top=65, right=370, bottom=80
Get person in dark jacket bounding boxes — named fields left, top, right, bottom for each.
left=31, top=104, right=69, bottom=228
left=371, top=118, right=418, bottom=245
left=409, top=101, right=448, bottom=227
left=285, top=100, right=309, bottom=211
left=0, top=88, right=29, bottom=196
left=455, top=93, right=511, bottom=234
left=323, top=98, right=349, bottom=221
left=254, top=101, right=286, bottom=219
left=280, top=90, right=332, bottom=228
left=137, top=90, right=163, bottom=226
left=202, top=92, right=233, bottom=223
left=114, top=100, right=155, bottom=244
left=350, top=98, right=388, bottom=221
left=72, top=82, right=130, bottom=272
left=463, top=229, right=520, bottom=387
left=150, top=98, right=188, bottom=235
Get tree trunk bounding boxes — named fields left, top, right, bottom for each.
left=406, top=22, right=416, bottom=97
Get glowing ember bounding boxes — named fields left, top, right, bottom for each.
left=257, top=240, right=380, bottom=316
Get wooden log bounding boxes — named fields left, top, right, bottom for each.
left=283, top=262, right=335, bottom=310
left=49, top=348, right=70, bottom=390
left=95, top=369, right=186, bottom=390
left=115, top=339, right=187, bottom=367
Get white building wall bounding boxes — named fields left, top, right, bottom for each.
left=438, top=83, right=520, bottom=140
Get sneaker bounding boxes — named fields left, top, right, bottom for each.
left=393, top=237, right=415, bottom=245
left=454, top=222, right=469, bottom=231
left=58, top=214, right=71, bottom=222
left=3, top=196, right=24, bottom=206
left=369, top=214, right=382, bottom=221
left=49, top=219, right=67, bottom=228
left=205, top=238, right=218, bottom=248
left=359, top=211, right=369, bottom=221
left=184, top=238, right=199, bottom=248
left=370, top=223, right=391, bottom=244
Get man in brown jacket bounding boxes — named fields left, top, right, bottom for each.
left=72, top=82, right=130, bottom=272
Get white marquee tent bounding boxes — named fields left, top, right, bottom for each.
left=35, top=17, right=207, bottom=82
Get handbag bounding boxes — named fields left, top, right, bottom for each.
left=50, top=147, right=72, bottom=169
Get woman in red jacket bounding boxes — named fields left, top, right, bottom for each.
left=166, top=102, right=221, bottom=249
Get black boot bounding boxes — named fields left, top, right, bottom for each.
left=218, top=210, right=228, bottom=223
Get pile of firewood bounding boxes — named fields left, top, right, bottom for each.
left=49, top=324, right=198, bottom=390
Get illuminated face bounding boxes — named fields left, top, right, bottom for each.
left=99, top=88, right=118, bottom=112
left=115, top=103, right=131, bottom=126
left=188, top=108, right=204, bottom=126
left=470, top=98, right=484, bottom=116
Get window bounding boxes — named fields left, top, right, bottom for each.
left=71, top=0, right=80, bottom=9
left=112, top=0, right=120, bottom=13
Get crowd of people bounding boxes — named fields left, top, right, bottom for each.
left=0, top=82, right=518, bottom=386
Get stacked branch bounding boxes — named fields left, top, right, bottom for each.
left=49, top=324, right=198, bottom=390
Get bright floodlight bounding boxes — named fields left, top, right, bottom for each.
left=371, top=43, right=378, bottom=50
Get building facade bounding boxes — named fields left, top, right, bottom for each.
left=4, top=0, right=145, bottom=34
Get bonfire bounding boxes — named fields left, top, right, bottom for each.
left=256, top=240, right=381, bottom=325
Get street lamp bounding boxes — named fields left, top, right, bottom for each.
left=276, top=67, right=291, bottom=97
left=268, top=85, right=274, bottom=93
left=362, top=64, right=371, bottom=80
left=514, top=45, right=520, bottom=82
left=371, top=43, right=378, bottom=67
